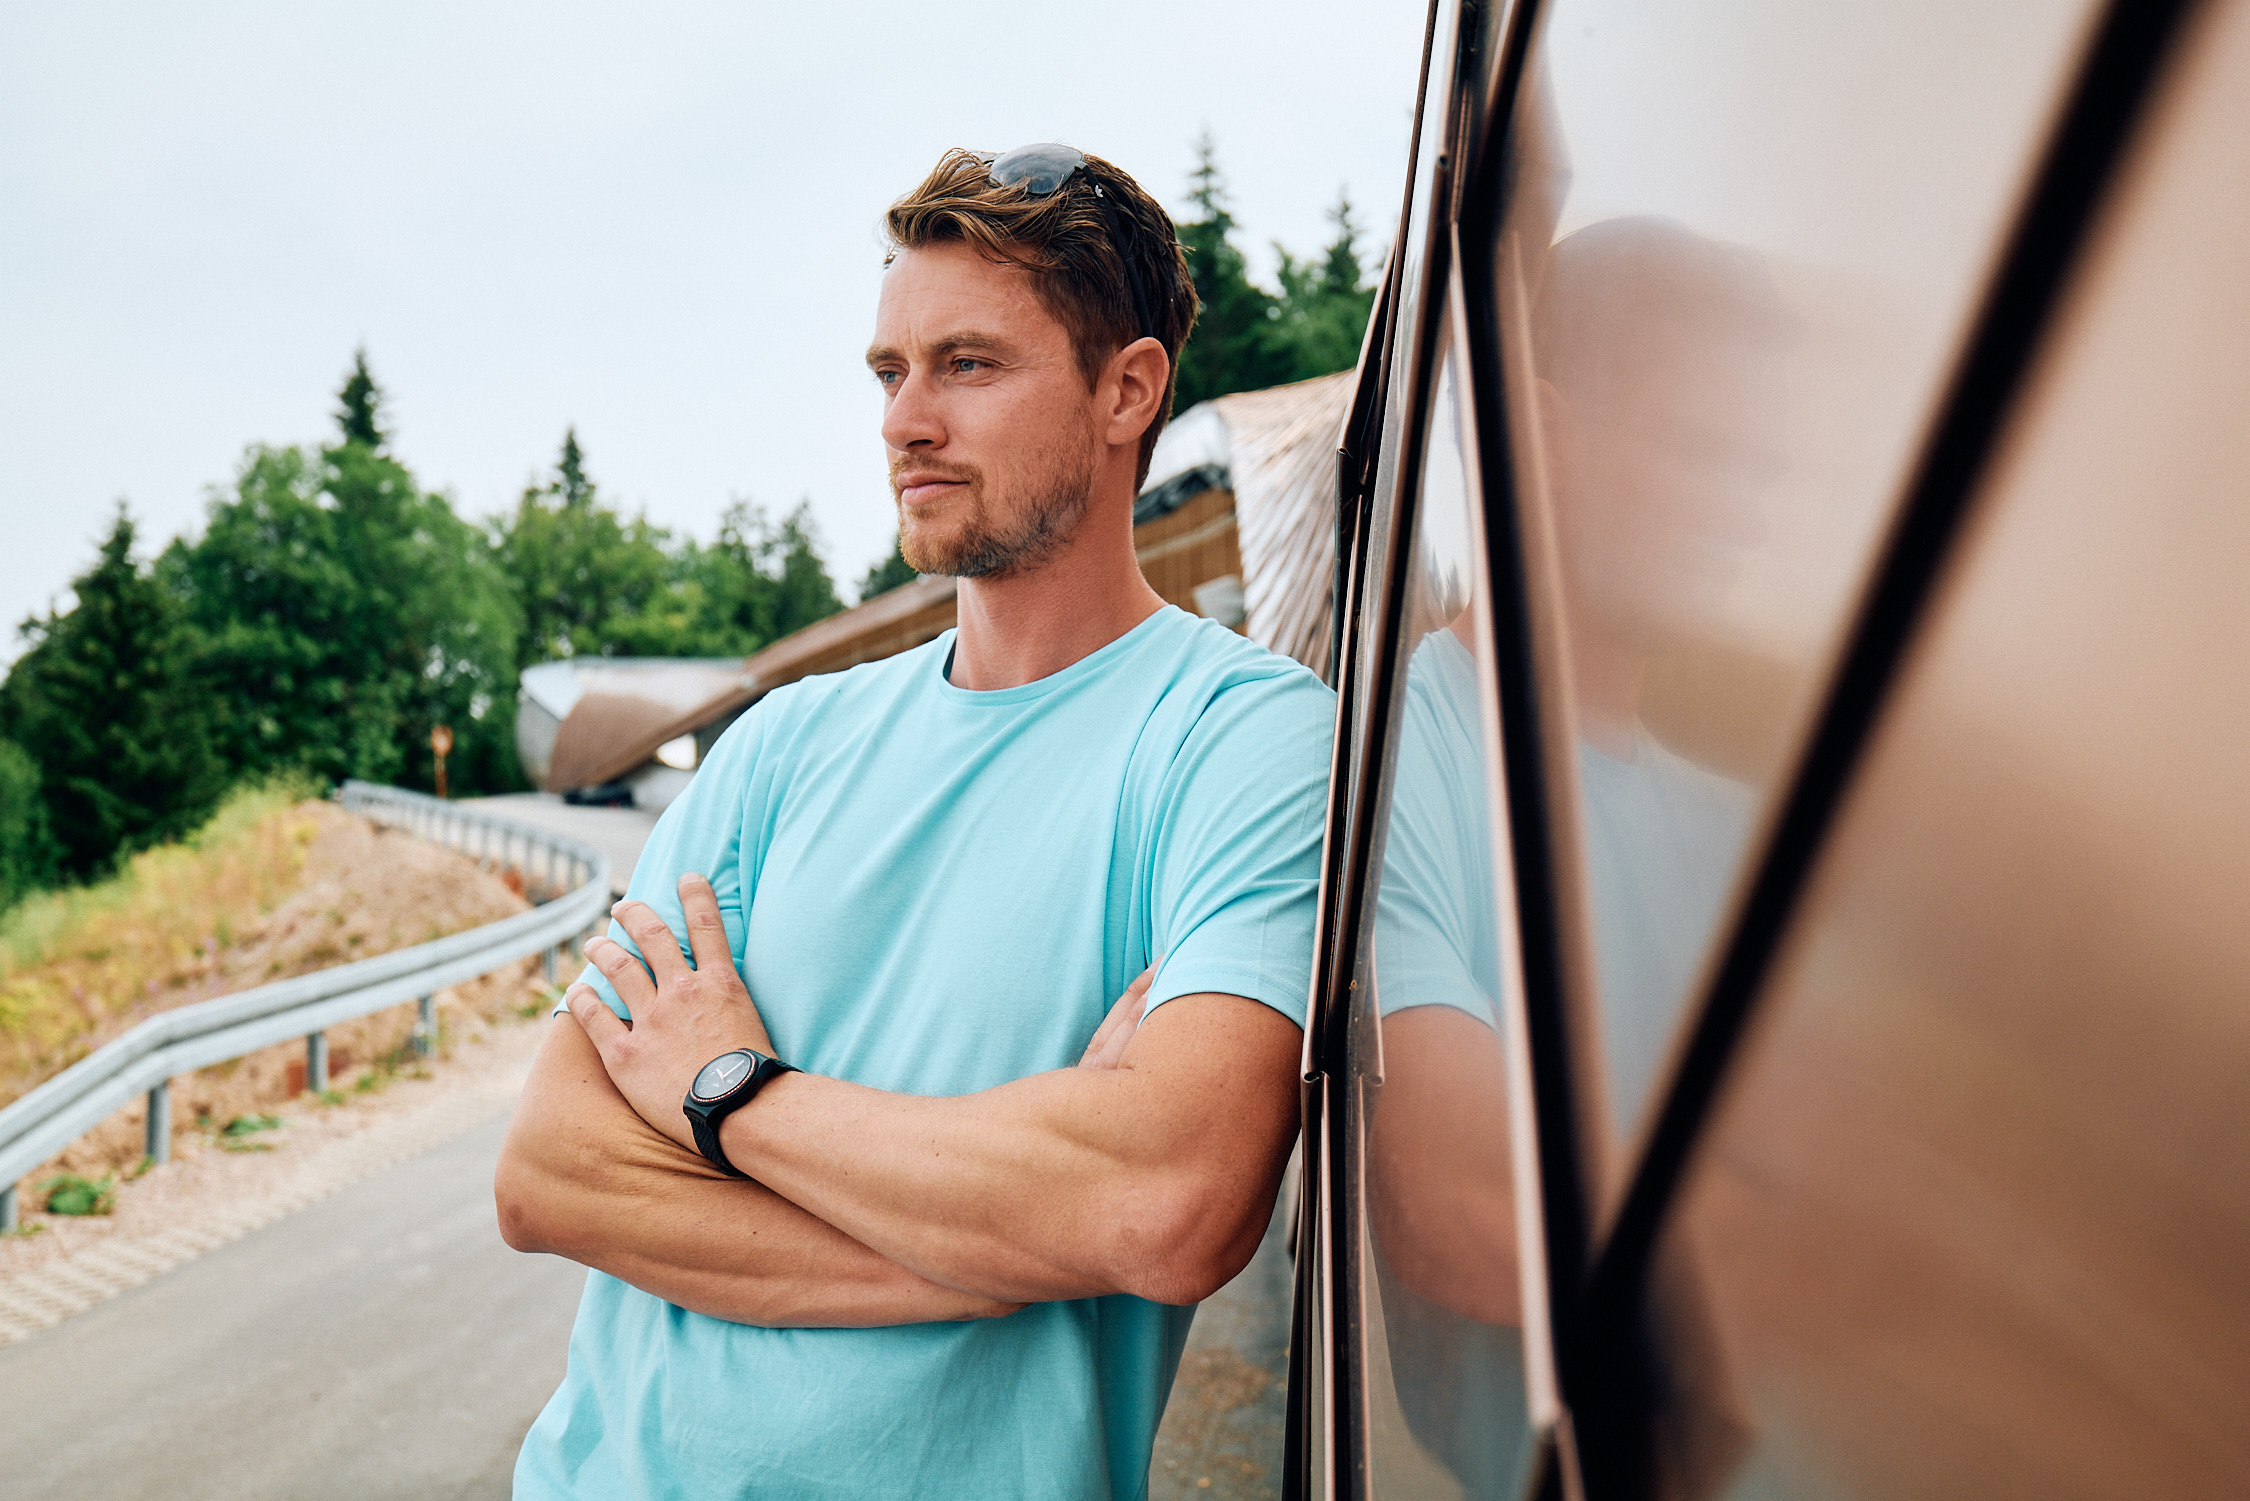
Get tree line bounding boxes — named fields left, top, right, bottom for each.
left=0, top=145, right=1376, bottom=911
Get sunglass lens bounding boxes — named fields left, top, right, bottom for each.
left=988, top=143, right=1086, bottom=196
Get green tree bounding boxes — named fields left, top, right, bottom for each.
left=0, top=738, right=59, bottom=911
left=764, top=504, right=845, bottom=639
left=858, top=539, right=919, bottom=602
left=336, top=346, right=388, bottom=450
left=162, top=444, right=393, bottom=781
left=1274, top=190, right=1378, bottom=382
left=1172, top=133, right=1294, bottom=412
left=492, top=429, right=673, bottom=670
left=3, top=509, right=225, bottom=879
left=169, top=357, right=521, bottom=795
left=611, top=500, right=844, bottom=657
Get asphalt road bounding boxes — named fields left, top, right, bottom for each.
left=0, top=1111, right=587, bottom=1501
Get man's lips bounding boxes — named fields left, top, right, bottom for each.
left=896, top=477, right=966, bottom=508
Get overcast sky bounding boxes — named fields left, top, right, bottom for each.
left=0, top=0, right=1427, bottom=664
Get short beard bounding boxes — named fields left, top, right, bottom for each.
left=897, top=447, right=1097, bottom=581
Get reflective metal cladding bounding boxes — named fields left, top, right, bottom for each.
left=1298, top=0, right=2248, bottom=1495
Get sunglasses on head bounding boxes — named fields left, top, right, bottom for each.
left=983, top=143, right=1162, bottom=344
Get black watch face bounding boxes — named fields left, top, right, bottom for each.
left=691, top=1051, right=756, bottom=1102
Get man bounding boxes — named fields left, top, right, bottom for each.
left=495, top=144, right=1334, bottom=1499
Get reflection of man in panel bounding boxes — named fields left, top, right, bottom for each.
left=1368, top=601, right=1537, bottom=1500
left=493, top=147, right=1333, bottom=1500
left=1533, top=217, right=1790, bottom=1135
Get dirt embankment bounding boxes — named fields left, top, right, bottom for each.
left=4, top=799, right=560, bottom=1184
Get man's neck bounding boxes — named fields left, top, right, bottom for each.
left=947, top=497, right=1166, bottom=692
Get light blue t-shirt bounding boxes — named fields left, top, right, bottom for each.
left=515, top=606, right=1334, bottom=1501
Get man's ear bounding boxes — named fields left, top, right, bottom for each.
left=1103, top=336, right=1172, bottom=450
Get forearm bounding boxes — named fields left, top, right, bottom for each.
left=721, top=995, right=1300, bottom=1306
left=496, top=1020, right=1016, bottom=1327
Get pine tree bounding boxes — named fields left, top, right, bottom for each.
left=557, top=428, right=592, bottom=507
left=492, top=431, right=673, bottom=669
left=2, top=508, right=225, bottom=878
left=173, top=354, right=521, bottom=796
left=336, top=347, right=388, bottom=451
left=767, top=503, right=843, bottom=637
left=1171, top=134, right=1294, bottom=412
left=1274, top=189, right=1379, bottom=382
left=0, top=737, right=58, bottom=911
left=858, top=540, right=920, bottom=602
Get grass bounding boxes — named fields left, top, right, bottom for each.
left=516, top=981, right=566, bottom=1021
left=0, top=776, right=323, bottom=1105
left=217, top=1112, right=286, bottom=1153
left=40, top=1172, right=116, bottom=1216
left=340, top=1031, right=438, bottom=1101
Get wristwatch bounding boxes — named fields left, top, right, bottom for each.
left=682, top=1047, right=797, bottom=1178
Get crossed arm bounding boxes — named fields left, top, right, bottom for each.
left=494, top=875, right=1302, bottom=1325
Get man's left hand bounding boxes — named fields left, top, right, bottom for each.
left=567, top=873, right=775, bottom=1151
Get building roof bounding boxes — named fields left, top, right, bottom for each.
left=1202, top=371, right=1354, bottom=675
left=535, top=576, right=959, bottom=793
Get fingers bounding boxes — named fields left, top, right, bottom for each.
left=1079, top=962, right=1159, bottom=1070
left=583, top=933, right=658, bottom=1012
left=677, top=874, right=734, bottom=976
left=609, top=900, right=692, bottom=986
left=1079, top=995, right=1131, bottom=1068
left=1091, top=990, right=1149, bottom=1070
left=566, top=983, right=631, bottom=1057
left=1079, top=971, right=1145, bottom=1066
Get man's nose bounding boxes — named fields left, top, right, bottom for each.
left=881, top=368, right=945, bottom=452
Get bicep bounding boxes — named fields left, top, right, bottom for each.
left=1364, top=1004, right=1520, bottom=1326
left=1120, top=992, right=1302, bottom=1198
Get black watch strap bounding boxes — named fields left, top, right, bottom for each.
left=682, top=1048, right=797, bottom=1179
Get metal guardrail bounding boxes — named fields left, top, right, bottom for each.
left=0, top=782, right=609, bottom=1232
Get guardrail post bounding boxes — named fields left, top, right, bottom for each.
left=306, top=1031, right=328, bottom=1094
left=415, top=994, right=435, bottom=1057
left=1, top=1183, right=15, bottom=1234
left=145, top=1080, right=172, bottom=1165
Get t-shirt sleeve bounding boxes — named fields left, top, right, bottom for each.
left=1144, top=669, right=1336, bottom=1027
left=1369, top=652, right=1503, bottom=1028
left=563, top=706, right=768, bottom=1022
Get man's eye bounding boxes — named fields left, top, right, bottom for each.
left=874, top=369, right=901, bottom=388
left=954, top=358, right=987, bottom=374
